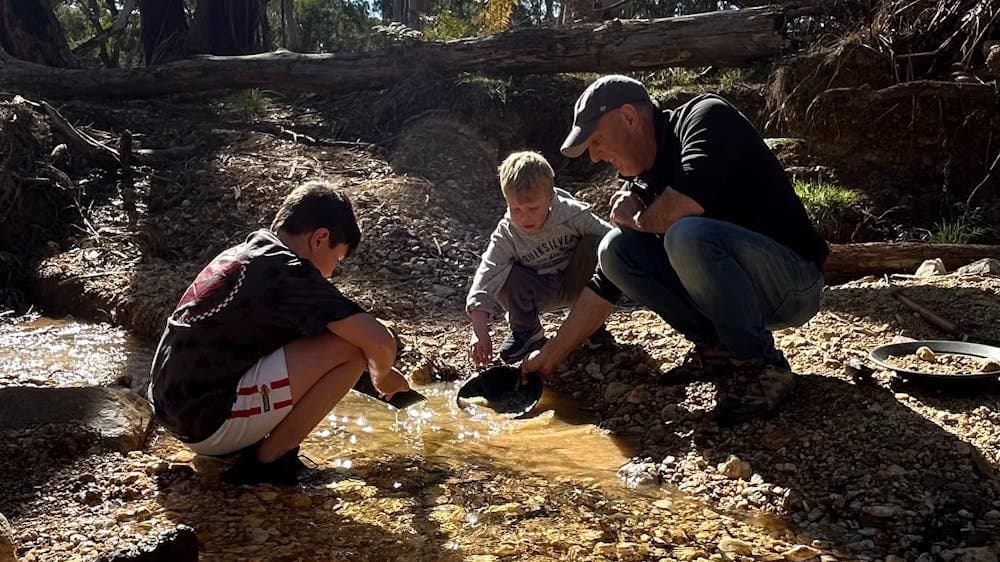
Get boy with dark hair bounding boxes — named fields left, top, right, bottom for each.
left=148, top=181, right=409, bottom=485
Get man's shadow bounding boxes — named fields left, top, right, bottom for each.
left=553, top=321, right=1000, bottom=558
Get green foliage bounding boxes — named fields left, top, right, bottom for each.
left=372, top=21, right=423, bottom=45
left=55, top=2, right=94, bottom=47
left=793, top=179, right=861, bottom=236
left=930, top=207, right=988, bottom=245
left=49, top=0, right=750, bottom=65
left=422, top=9, right=478, bottom=41
left=54, top=0, right=146, bottom=68
left=634, top=0, right=738, bottom=18
left=764, top=138, right=804, bottom=151
left=627, top=69, right=701, bottom=99
left=474, top=0, right=518, bottom=34
left=230, top=89, right=271, bottom=120
left=295, top=0, right=383, bottom=52
left=717, top=67, right=750, bottom=90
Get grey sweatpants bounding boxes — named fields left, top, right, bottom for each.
left=496, top=234, right=602, bottom=333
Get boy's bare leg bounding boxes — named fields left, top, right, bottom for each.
left=257, top=331, right=366, bottom=463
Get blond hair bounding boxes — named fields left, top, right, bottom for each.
left=498, top=151, right=554, bottom=200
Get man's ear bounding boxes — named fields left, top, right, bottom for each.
left=620, top=104, right=639, bottom=128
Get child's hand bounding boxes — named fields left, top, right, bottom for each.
left=371, top=366, right=409, bottom=399
left=469, top=324, right=493, bottom=366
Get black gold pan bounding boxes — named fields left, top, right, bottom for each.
left=352, top=370, right=427, bottom=409
left=456, top=365, right=544, bottom=418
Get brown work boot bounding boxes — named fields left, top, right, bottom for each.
left=660, top=342, right=732, bottom=383
left=713, top=352, right=795, bottom=427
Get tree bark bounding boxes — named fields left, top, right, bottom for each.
left=189, top=0, right=266, bottom=56
left=0, top=0, right=76, bottom=67
left=138, top=0, right=188, bottom=65
left=825, top=243, right=1000, bottom=283
left=280, top=0, right=301, bottom=52
left=0, top=7, right=784, bottom=97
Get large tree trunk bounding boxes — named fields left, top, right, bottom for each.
left=0, top=0, right=76, bottom=67
left=138, top=0, right=188, bottom=65
left=825, top=243, right=1000, bottom=283
left=189, top=0, right=267, bottom=56
left=0, top=7, right=784, bottom=97
left=280, top=0, right=301, bottom=51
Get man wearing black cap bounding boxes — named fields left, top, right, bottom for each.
left=522, top=75, right=828, bottom=425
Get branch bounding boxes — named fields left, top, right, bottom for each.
left=39, top=101, right=122, bottom=169
left=72, top=0, right=139, bottom=54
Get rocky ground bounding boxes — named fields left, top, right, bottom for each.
left=1, top=93, right=999, bottom=561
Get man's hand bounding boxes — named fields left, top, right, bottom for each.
left=521, top=348, right=554, bottom=380
left=609, top=189, right=644, bottom=230
left=371, top=366, right=409, bottom=399
left=469, top=324, right=493, bottom=366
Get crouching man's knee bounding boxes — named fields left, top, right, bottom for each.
left=598, top=227, right=648, bottom=284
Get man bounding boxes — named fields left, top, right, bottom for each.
left=522, top=75, right=828, bottom=425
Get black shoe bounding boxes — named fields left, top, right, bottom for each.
left=498, top=326, right=546, bottom=363
left=281, top=446, right=319, bottom=479
left=661, top=342, right=732, bottom=383
left=222, top=443, right=300, bottom=486
left=585, top=324, right=616, bottom=349
left=713, top=351, right=795, bottom=427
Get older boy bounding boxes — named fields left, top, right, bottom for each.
left=149, top=181, right=409, bottom=485
left=467, top=151, right=612, bottom=365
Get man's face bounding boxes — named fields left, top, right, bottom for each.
left=504, top=189, right=552, bottom=233
left=585, top=106, right=648, bottom=177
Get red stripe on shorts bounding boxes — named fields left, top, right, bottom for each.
left=230, top=407, right=262, bottom=418
left=270, top=378, right=291, bottom=390
left=237, top=385, right=258, bottom=396
left=272, top=399, right=293, bottom=410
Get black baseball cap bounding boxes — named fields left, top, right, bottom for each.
left=560, top=75, right=652, bottom=158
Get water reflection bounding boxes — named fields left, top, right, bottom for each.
left=1, top=316, right=637, bottom=489
left=0, top=314, right=152, bottom=388
left=304, top=383, right=638, bottom=487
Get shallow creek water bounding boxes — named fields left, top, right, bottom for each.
left=0, top=315, right=635, bottom=485
left=3, top=315, right=792, bottom=560
left=0, top=313, right=153, bottom=388
left=306, top=385, right=637, bottom=488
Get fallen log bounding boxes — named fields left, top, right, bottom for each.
left=810, top=81, right=999, bottom=114
left=825, top=242, right=1000, bottom=282
left=0, top=7, right=784, bottom=97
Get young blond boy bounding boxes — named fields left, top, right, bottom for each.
left=148, top=181, right=409, bottom=485
left=467, top=151, right=612, bottom=365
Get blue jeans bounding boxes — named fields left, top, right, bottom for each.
left=599, top=217, right=824, bottom=361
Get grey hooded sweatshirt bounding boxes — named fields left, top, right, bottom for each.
left=466, top=188, right=611, bottom=318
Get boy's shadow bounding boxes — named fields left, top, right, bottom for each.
left=155, top=454, right=473, bottom=562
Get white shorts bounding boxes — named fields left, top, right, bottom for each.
left=187, top=347, right=295, bottom=457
